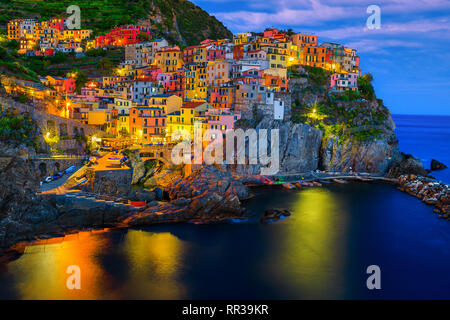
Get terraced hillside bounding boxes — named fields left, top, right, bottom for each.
left=0, top=0, right=233, bottom=46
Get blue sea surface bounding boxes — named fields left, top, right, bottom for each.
left=393, top=114, right=450, bottom=183
left=0, top=114, right=449, bottom=299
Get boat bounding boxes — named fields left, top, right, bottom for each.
left=282, top=183, right=296, bottom=189
left=333, top=179, right=348, bottom=184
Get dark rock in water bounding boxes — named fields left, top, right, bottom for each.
left=387, top=152, right=428, bottom=177
left=431, top=159, right=447, bottom=171
left=153, top=187, right=164, bottom=200
left=260, top=209, right=291, bottom=223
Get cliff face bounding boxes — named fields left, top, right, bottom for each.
left=0, top=145, right=58, bottom=248
left=288, top=67, right=401, bottom=175
left=320, top=107, right=400, bottom=174
left=233, top=118, right=323, bottom=176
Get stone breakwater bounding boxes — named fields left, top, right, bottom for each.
left=397, top=175, right=450, bottom=216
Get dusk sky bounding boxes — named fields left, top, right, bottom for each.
left=193, top=0, right=450, bottom=115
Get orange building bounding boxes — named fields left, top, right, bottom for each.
left=129, top=106, right=166, bottom=144
left=291, top=33, right=317, bottom=47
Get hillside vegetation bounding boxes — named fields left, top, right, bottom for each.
left=0, top=0, right=233, bottom=46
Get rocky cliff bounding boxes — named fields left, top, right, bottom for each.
left=286, top=67, right=402, bottom=175
left=233, top=118, right=323, bottom=176
left=0, top=145, right=58, bottom=248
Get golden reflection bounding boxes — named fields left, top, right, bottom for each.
left=271, top=188, right=349, bottom=298
left=8, top=231, right=113, bottom=300
left=121, top=230, right=187, bottom=299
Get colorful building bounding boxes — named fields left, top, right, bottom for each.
left=129, top=106, right=166, bottom=144
left=330, top=72, right=359, bottom=92
left=95, top=25, right=151, bottom=47
left=154, top=46, right=184, bottom=73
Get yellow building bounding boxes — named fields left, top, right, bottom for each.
left=260, top=44, right=288, bottom=69
left=118, top=114, right=130, bottom=136
left=166, top=101, right=209, bottom=140
left=183, top=45, right=207, bottom=63
left=184, top=62, right=207, bottom=101
left=154, top=47, right=184, bottom=73
left=32, top=21, right=60, bottom=45
left=287, top=43, right=301, bottom=67
left=88, top=109, right=111, bottom=129
left=142, top=94, right=183, bottom=115
left=62, top=29, right=92, bottom=42
left=116, top=63, right=135, bottom=77
left=233, top=32, right=251, bottom=45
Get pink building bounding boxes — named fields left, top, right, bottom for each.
left=330, top=72, right=358, bottom=92
left=142, top=66, right=163, bottom=82
left=207, top=45, right=226, bottom=61
left=206, top=108, right=241, bottom=137
left=207, top=60, right=230, bottom=86
left=80, top=87, right=97, bottom=101
left=157, top=72, right=171, bottom=89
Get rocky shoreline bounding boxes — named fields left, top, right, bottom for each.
left=397, top=174, right=449, bottom=216
left=1, top=148, right=449, bottom=257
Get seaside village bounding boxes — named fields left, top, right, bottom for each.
left=3, top=18, right=360, bottom=151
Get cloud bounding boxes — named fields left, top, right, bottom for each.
left=344, top=39, right=422, bottom=53
left=213, top=0, right=359, bottom=32
left=210, top=0, right=450, bottom=33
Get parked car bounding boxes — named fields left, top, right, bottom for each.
left=44, top=176, right=53, bottom=183
left=52, top=172, right=63, bottom=180
left=64, top=165, right=77, bottom=174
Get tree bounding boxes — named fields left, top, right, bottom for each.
left=74, top=70, right=88, bottom=93
left=137, top=32, right=150, bottom=42
left=5, top=39, right=19, bottom=50
left=358, top=73, right=375, bottom=101
left=97, top=57, right=114, bottom=75
left=18, top=93, right=28, bottom=103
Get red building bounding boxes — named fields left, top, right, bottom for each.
left=233, top=44, right=243, bottom=60
left=166, top=68, right=185, bottom=98
left=209, top=85, right=234, bottom=109
left=96, top=25, right=151, bottom=47
left=263, top=28, right=279, bottom=38
left=49, top=18, right=65, bottom=31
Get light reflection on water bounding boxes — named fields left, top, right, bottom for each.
left=1, top=183, right=450, bottom=299
left=273, top=188, right=349, bottom=298
left=4, top=230, right=187, bottom=299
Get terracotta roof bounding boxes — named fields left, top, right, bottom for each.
left=182, top=101, right=207, bottom=109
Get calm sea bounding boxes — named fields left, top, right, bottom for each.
left=0, top=115, right=449, bottom=299
left=393, top=114, right=450, bottom=183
